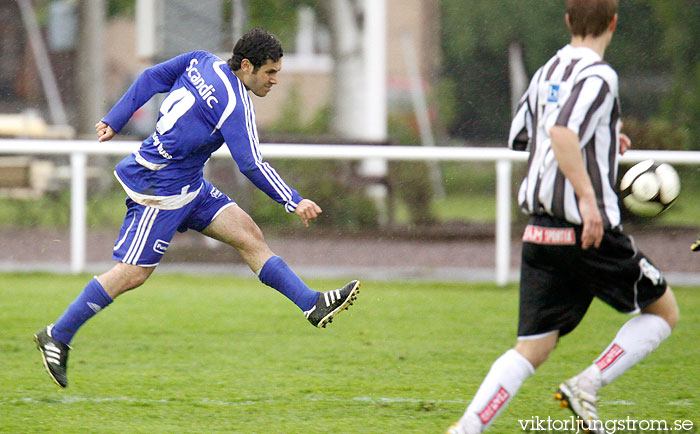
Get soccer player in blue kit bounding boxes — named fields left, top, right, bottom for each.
left=34, top=27, right=360, bottom=388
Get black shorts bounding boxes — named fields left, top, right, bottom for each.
left=518, top=214, right=667, bottom=338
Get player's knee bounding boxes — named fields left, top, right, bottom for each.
left=662, top=297, right=679, bottom=330
left=236, top=220, right=267, bottom=250
left=126, top=271, right=150, bottom=290
left=514, top=341, right=554, bottom=369
left=644, top=286, right=679, bottom=330
left=117, top=264, right=152, bottom=291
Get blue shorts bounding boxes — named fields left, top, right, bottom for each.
left=112, top=180, right=235, bottom=266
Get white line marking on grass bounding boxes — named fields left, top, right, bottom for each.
left=668, top=400, right=694, bottom=406
left=604, top=400, right=636, bottom=405
left=6, top=396, right=692, bottom=409
left=350, top=397, right=469, bottom=404
left=2, top=395, right=469, bottom=406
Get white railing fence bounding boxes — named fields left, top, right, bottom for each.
left=2, top=138, right=700, bottom=285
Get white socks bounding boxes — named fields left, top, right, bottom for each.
left=455, top=314, right=672, bottom=433
left=577, top=313, right=672, bottom=394
left=458, top=349, right=535, bottom=433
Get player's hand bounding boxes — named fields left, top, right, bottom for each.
left=578, top=194, right=603, bottom=249
left=620, top=133, right=631, bottom=155
left=294, top=199, right=322, bottom=227
left=95, top=121, right=116, bottom=142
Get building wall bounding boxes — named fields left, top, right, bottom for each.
left=101, top=0, right=440, bottom=134
left=253, top=0, right=441, bottom=131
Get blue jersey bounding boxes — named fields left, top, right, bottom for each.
left=102, top=50, right=302, bottom=212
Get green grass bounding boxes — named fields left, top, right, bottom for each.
left=1, top=274, right=698, bottom=433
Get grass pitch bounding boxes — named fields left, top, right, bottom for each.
left=1, top=273, right=698, bottom=433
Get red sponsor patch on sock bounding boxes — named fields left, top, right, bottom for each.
left=478, top=386, right=510, bottom=425
left=595, top=344, right=625, bottom=371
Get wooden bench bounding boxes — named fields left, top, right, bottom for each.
left=0, top=156, right=54, bottom=199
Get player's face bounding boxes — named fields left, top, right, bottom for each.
left=245, top=59, right=281, bottom=97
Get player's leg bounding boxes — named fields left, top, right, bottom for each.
left=447, top=334, right=555, bottom=434
left=35, top=199, right=178, bottom=387
left=199, top=202, right=275, bottom=271
left=558, top=233, right=675, bottom=433
left=449, top=220, right=583, bottom=434
left=50, top=263, right=154, bottom=343
left=50, top=198, right=172, bottom=344
left=194, top=182, right=359, bottom=327
left=33, top=262, right=155, bottom=388
left=201, top=203, right=319, bottom=303
left=641, top=285, right=678, bottom=328
left=569, top=287, right=677, bottom=397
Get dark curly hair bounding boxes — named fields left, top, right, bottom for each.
left=227, top=27, right=283, bottom=72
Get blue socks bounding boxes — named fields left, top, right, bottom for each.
left=50, top=257, right=315, bottom=345
left=52, top=278, right=113, bottom=345
left=258, top=256, right=320, bottom=311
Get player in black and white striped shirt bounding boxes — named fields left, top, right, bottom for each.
left=510, top=36, right=624, bottom=230
left=448, top=1, right=679, bottom=433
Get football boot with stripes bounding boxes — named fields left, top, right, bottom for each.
left=555, top=378, right=605, bottom=434
left=34, top=324, right=70, bottom=388
left=304, top=280, right=360, bottom=328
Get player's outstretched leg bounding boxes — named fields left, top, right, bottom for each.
left=34, top=324, right=71, bottom=388
left=554, top=308, right=675, bottom=434
left=304, top=280, right=360, bottom=328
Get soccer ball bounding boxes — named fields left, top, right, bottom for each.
left=620, top=160, right=680, bottom=217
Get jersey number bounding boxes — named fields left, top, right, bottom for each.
left=156, top=87, right=195, bottom=134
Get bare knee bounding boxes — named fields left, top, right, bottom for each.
left=202, top=205, right=274, bottom=270
left=643, top=286, right=679, bottom=330
left=514, top=331, right=559, bottom=369
left=97, top=263, right=154, bottom=299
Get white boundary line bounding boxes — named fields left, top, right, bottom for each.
left=1, top=396, right=694, bottom=407
left=1, top=395, right=469, bottom=406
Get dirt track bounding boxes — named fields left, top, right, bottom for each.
left=1, top=223, right=697, bottom=276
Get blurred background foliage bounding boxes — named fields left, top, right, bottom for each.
left=97, top=0, right=700, bottom=152
left=2, top=0, right=697, bottom=231
left=439, top=0, right=698, bottom=150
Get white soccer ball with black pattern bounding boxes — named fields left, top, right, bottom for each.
left=620, top=160, right=680, bottom=217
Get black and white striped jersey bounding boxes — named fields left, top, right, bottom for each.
left=508, top=44, right=622, bottom=229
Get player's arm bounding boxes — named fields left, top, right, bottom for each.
left=549, top=125, right=603, bottom=249
left=508, top=68, right=540, bottom=151
left=100, top=52, right=194, bottom=134
left=551, top=74, right=616, bottom=249
left=221, top=122, right=322, bottom=226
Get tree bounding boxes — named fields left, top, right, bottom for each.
left=650, top=0, right=700, bottom=150
left=439, top=0, right=693, bottom=146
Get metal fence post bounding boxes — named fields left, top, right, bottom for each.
left=70, top=152, right=87, bottom=274
left=495, top=159, right=512, bottom=286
